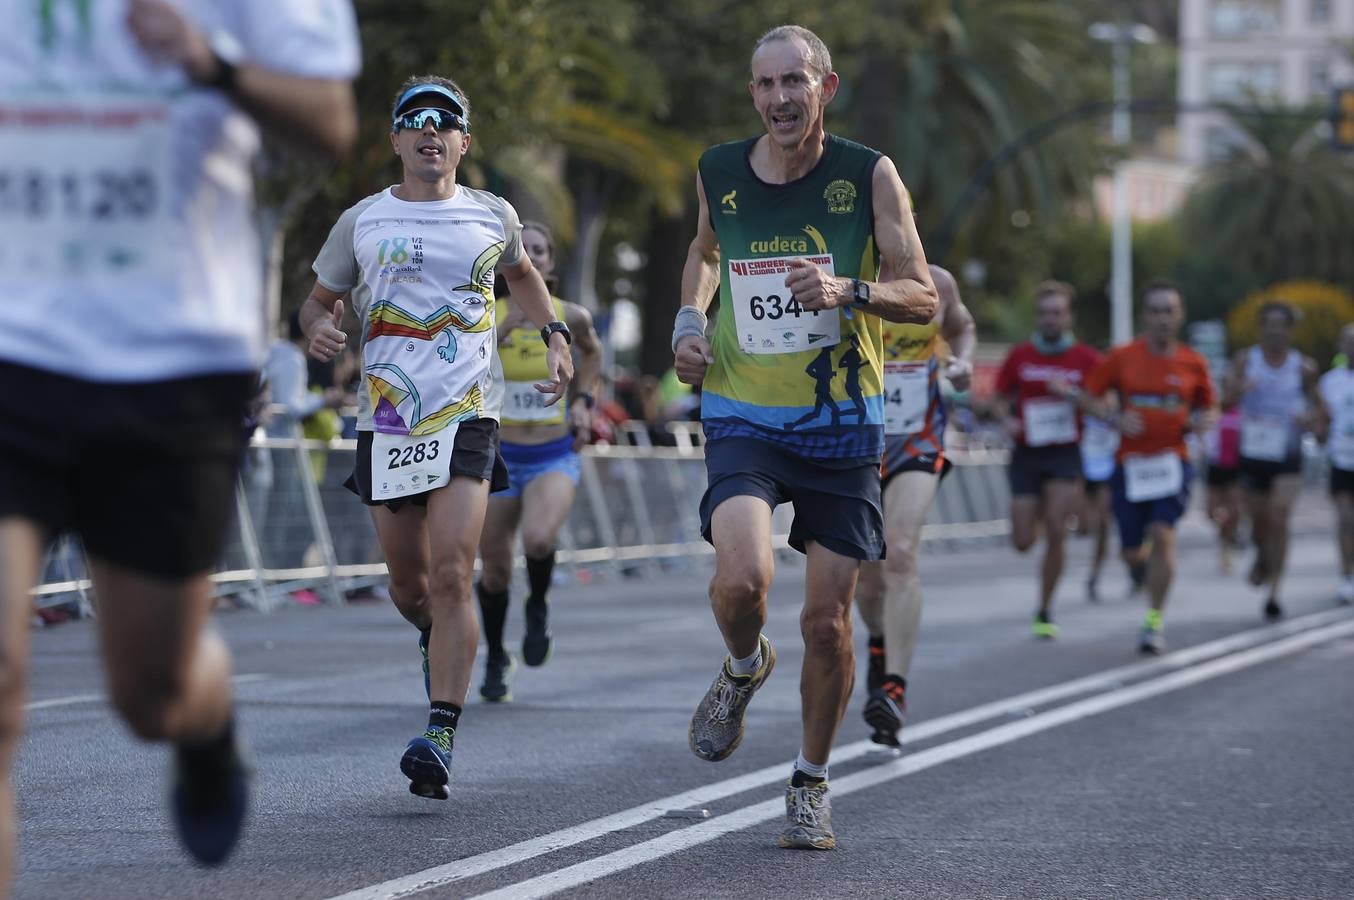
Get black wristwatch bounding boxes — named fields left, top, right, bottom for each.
left=851, top=278, right=870, bottom=309
left=196, top=30, right=243, bottom=93
left=541, top=320, right=572, bottom=346
left=574, top=392, right=595, bottom=409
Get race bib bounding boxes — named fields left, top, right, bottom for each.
left=728, top=254, right=841, bottom=355
left=1124, top=452, right=1183, bottom=503
left=1330, top=429, right=1354, bottom=471
left=883, top=361, right=930, bottom=436
left=371, top=427, right=456, bottom=501
left=0, top=99, right=175, bottom=283
left=1023, top=397, right=1077, bottom=447
left=503, top=380, right=562, bottom=424
left=1240, top=417, right=1289, bottom=462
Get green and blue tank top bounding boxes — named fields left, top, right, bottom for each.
left=699, top=134, right=883, bottom=460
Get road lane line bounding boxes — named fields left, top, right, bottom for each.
left=22, top=673, right=268, bottom=712
left=325, top=609, right=1354, bottom=900
left=470, top=616, right=1354, bottom=900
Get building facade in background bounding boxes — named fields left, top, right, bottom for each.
left=1179, top=0, right=1354, bottom=164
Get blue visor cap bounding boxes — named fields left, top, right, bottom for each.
left=392, top=84, right=469, bottom=132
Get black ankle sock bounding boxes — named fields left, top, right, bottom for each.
left=791, top=769, right=825, bottom=788
left=525, top=552, right=556, bottom=604
left=429, top=701, right=462, bottom=732
left=476, top=582, right=509, bottom=654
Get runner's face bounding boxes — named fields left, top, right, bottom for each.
left=523, top=227, right=553, bottom=275
left=749, top=40, right=834, bottom=149
left=1143, top=290, right=1182, bottom=342
left=1258, top=310, right=1293, bottom=352
left=1035, top=294, right=1071, bottom=342
left=391, top=98, right=469, bottom=182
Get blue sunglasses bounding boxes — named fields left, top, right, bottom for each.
left=394, top=108, right=467, bottom=133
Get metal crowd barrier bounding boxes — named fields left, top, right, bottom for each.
left=32, top=422, right=1015, bottom=612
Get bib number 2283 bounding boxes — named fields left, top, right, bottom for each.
left=371, top=429, right=455, bottom=501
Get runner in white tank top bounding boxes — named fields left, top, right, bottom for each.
left=1223, top=300, right=1321, bottom=620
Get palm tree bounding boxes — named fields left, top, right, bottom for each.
left=1180, top=104, right=1354, bottom=290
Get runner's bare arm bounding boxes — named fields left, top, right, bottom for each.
left=564, top=301, right=603, bottom=399
left=674, top=173, right=719, bottom=386
left=300, top=281, right=348, bottom=362
left=933, top=264, right=976, bottom=390
left=127, top=0, right=357, bottom=159
left=502, top=256, right=574, bottom=403
left=784, top=157, right=937, bottom=322
left=1299, top=356, right=1323, bottom=431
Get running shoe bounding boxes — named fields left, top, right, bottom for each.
left=688, top=634, right=776, bottom=762
left=418, top=627, right=431, bottom=700
left=777, top=775, right=835, bottom=850
left=522, top=597, right=552, bottom=667
left=1032, top=611, right=1059, bottom=639
left=866, top=636, right=886, bottom=693
left=1138, top=609, right=1164, bottom=655
left=1263, top=597, right=1284, bottom=622
left=480, top=650, right=516, bottom=703
left=171, top=724, right=249, bottom=866
left=401, top=726, right=454, bottom=800
left=1339, top=577, right=1354, bottom=606
left=863, top=674, right=906, bottom=748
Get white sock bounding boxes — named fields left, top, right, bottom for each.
left=794, top=751, right=828, bottom=780
left=728, top=644, right=762, bottom=677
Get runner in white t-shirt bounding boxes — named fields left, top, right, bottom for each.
left=303, top=75, right=573, bottom=802
left=1318, top=324, right=1354, bottom=605
left=0, top=0, right=358, bottom=878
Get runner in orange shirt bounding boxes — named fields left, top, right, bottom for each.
left=1057, top=281, right=1217, bottom=654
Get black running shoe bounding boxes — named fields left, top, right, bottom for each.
left=522, top=597, right=552, bottom=667
left=171, top=724, right=249, bottom=867
left=863, top=674, right=906, bottom=748
left=480, top=650, right=516, bottom=703
left=1263, top=598, right=1283, bottom=622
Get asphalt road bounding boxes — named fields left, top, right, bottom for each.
left=13, top=501, right=1354, bottom=899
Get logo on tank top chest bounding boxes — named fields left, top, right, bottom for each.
left=721, top=190, right=737, bottom=214
left=824, top=179, right=857, bottom=214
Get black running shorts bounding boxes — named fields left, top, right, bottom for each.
left=1007, top=444, right=1083, bottom=497
left=345, top=419, right=509, bottom=512
left=699, top=437, right=885, bottom=561
left=0, top=360, right=253, bottom=578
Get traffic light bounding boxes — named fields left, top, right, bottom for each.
left=1334, top=86, right=1354, bottom=151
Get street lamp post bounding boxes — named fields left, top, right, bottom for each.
left=1089, top=22, right=1156, bottom=346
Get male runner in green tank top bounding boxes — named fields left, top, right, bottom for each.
left=672, top=24, right=937, bottom=851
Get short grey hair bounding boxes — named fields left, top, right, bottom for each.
left=752, top=25, right=832, bottom=80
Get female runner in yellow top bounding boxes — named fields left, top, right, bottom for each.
left=477, top=221, right=601, bottom=701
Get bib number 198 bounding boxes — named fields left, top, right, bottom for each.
left=387, top=439, right=439, bottom=470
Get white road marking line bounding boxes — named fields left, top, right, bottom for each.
left=324, top=608, right=1354, bottom=900
left=22, top=673, right=268, bottom=712
left=470, top=617, right=1354, bottom=900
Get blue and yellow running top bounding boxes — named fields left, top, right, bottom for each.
left=698, top=135, right=884, bottom=461
left=495, top=296, right=568, bottom=427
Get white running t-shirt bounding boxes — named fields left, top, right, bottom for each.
left=1320, top=367, right=1354, bottom=472
left=0, top=0, right=360, bottom=382
left=311, top=186, right=525, bottom=434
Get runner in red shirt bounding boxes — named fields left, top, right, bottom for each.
left=1063, top=280, right=1217, bottom=654
left=994, top=282, right=1101, bottom=639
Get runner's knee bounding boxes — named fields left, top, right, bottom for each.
left=800, top=605, right=851, bottom=654
left=519, top=528, right=557, bottom=561
left=477, top=559, right=510, bottom=594
left=388, top=571, right=430, bottom=611
left=710, top=560, right=772, bottom=609
left=428, top=556, right=474, bottom=607
left=881, top=535, right=920, bottom=578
